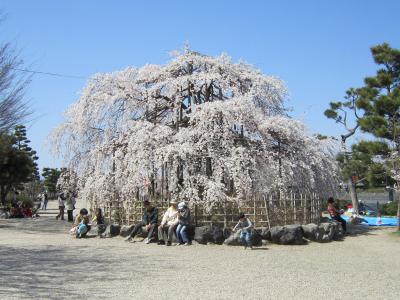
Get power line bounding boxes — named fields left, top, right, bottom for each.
left=10, top=67, right=86, bottom=79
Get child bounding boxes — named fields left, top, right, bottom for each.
left=233, top=213, right=253, bottom=249
left=76, top=214, right=91, bottom=238
left=75, top=208, right=91, bottom=238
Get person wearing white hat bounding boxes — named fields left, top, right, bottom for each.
left=158, top=200, right=179, bottom=246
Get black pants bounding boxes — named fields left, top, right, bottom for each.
left=67, top=210, right=74, bottom=222
left=56, top=206, right=64, bottom=220
left=127, top=222, right=156, bottom=240
left=332, top=215, right=347, bottom=233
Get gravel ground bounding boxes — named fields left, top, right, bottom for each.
left=0, top=204, right=399, bottom=300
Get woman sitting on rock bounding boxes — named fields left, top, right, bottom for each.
left=176, top=201, right=190, bottom=246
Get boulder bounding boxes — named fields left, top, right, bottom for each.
left=119, top=225, right=134, bottom=237
left=94, top=224, right=107, bottom=236
left=270, top=225, right=305, bottom=245
left=194, top=226, right=213, bottom=244
left=223, top=229, right=263, bottom=246
left=315, top=222, right=343, bottom=242
left=258, top=227, right=271, bottom=240
left=211, top=226, right=225, bottom=244
left=101, top=224, right=121, bottom=237
left=194, top=226, right=228, bottom=245
left=223, top=230, right=242, bottom=246
left=301, top=223, right=318, bottom=241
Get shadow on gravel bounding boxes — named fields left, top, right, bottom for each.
left=346, top=225, right=382, bottom=237
left=0, top=244, right=149, bottom=299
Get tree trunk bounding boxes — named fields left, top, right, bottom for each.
left=341, top=139, right=359, bottom=214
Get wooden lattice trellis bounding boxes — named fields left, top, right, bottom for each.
left=93, top=192, right=323, bottom=229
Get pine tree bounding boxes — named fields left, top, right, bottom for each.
left=356, top=43, right=400, bottom=229
left=13, top=125, right=39, bottom=181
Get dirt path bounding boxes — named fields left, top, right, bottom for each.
left=0, top=203, right=399, bottom=300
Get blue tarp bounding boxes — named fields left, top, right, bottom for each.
left=341, top=215, right=399, bottom=226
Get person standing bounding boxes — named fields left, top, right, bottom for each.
left=125, top=200, right=158, bottom=243
left=158, top=200, right=179, bottom=246
left=176, top=201, right=190, bottom=245
left=65, top=192, right=76, bottom=222
left=41, top=192, right=48, bottom=210
left=56, top=193, right=66, bottom=220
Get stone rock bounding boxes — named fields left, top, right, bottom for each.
left=258, top=227, right=271, bottom=240
left=101, top=224, right=121, bottom=237
left=223, top=230, right=242, bottom=246
left=194, top=226, right=213, bottom=244
left=315, top=222, right=343, bottom=242
left=270, top=225, right=305, bottom=245
left=252, top=229, right=263, bottom=246
left=301, top=223, right=318, bottom=241
left=211, top=227, right=225, bottom=244
left=194, top=226, right=227, bottom=245
left=119, top=225, right=134, bottom=237
left=223, top=229, right=263, bottom=246
left=92, top=224, right=107, bottom=236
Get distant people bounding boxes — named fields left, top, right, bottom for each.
left=56, top=193, right=66, bottom=220
left=233, top=213, right=253, bottom=249
left=327, top=197, right=346, bottom=233
left=176, top=201, right=190, bottom=245
left=158, top=200, right=179, bottom=246
left=376, top=212, right=383, bottom=225
left=74, top=208, right=91, bottom=238
left=41, top=192, right=48, bottom=210
left=65, top=192, right=76, bottom=222
left=125, top=200, right=158, bottom=243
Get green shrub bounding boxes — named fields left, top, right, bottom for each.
left=17, top=195, right=34, bottom=208
left=379, top=201, right=398, bottom=216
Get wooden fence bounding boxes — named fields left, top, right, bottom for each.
left=94, top=192, right=324, bottom=229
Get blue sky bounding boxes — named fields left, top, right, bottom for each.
left=1, top=0, right=399, bottom=171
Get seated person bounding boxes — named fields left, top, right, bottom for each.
left=158, top=200, right=179, bottom=246
left=76, top=215, right=91, bottom=238
left=125, top=200, right=158, bottom=243
left=176, top=201, right=191, bottom=245
left=74, top=208, right=91, bottom=238
left=10, top=203, right=24, bottom=218
left=92, top=208, right=107, bottom=236
left=327, top=197, right=347, bottom=233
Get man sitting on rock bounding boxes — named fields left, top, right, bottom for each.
left=125, top=200, right=158, bottom=244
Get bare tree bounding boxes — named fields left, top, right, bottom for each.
left=0, top=30, right=31, bottom=131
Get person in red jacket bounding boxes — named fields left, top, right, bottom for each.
left=327, top=197, right=346, bottom=233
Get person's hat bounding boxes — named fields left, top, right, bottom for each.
left=170, top=199, right=178, bottom=204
